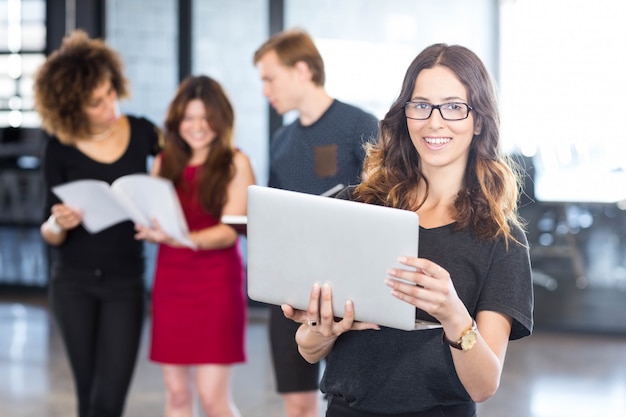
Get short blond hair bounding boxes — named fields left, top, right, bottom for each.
left=253, top=28, right=325, bottom=86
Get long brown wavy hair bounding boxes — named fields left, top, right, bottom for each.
left=355, top=43, right=523, bottom=243
left=159, top=75, right=235, bottom=219
left=33, top=30, right=129, bottom=144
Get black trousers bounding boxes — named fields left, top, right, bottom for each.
left=327, top=396, right=477, bottom=417
left=269, top=304, right=320, bottom=392
left=49, top=265, right=145, bottom=417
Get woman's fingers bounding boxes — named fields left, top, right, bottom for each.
left=50, top=204, right=82, bottom=229
left=281, top=304, right=307, bottom=323
left=386, top=257, right=464, bottom=322
left=305, top=283, right=322, bottom=326
left=388, top=257, right=448, bottom=287
left=319, top=283, right=334, bottom=328
left=284, top=283, right=379, bottom=334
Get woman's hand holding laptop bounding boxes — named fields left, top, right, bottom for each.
left=281, top=282, right=380, bottom=364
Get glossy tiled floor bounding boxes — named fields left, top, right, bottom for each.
left=0, top=297, right=286, bottom=417
left=2, top=294, right=626, bottom=417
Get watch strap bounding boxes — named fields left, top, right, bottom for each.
left=442, top=320, right=477, bottom=350
left=443, top=332, right=463, bottom=350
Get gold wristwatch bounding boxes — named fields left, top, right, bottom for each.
left=443, top=320, right=478, bottom=351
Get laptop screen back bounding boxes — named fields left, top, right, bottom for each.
left=246, top=185, right=422, bottom=331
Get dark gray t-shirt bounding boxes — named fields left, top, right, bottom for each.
left=268, top=100, right=379, bottom=195
left=320, top=187, right=534, bottom=414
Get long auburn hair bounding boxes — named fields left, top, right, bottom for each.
left=160, top=75, right=235, bottom=219
left=355, top=43, right=523, bottom=243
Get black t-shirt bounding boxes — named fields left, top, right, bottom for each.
left=42, top=115, right=161, bottom=275
left=319, top=186, right=534, bottom=414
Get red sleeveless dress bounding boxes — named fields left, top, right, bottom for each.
left=150, top=165, right=246, bottom=364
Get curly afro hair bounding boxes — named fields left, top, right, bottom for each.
left=33, top=30, right=129, bottom=144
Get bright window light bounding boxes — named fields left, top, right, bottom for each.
left=500, top=0, right=626, bottom=203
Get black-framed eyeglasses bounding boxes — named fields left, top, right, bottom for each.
left=404, top=101, right=473, bottom=121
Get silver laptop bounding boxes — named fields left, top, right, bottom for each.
left=246, top=185, right=441, bottom=331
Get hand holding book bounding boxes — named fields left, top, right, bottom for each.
left=221, top=215, right=247, bottom=236
left=134, top=217, right=195, bottom=248
left=52, top=174, right=196, bottom=248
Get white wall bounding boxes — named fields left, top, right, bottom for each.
left=105, top=0, right=178, bottom=128
left=192, top=0, right=269, bottom=187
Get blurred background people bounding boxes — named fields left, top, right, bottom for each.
left=253, top=28, right=379, bottom=417
left=34, top=30, right=162, bottom=417
left=135, top=75, right=255, bottom=417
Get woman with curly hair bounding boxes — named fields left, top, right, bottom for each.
left=282, top=43, right=534, bottom=416
left=34, top=30, right=161, bottom=417
left=134, top=75, right=255, bottom=417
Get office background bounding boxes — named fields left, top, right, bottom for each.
left=2, top=0, right=626, bottom=332
left=2, top=1, right=626, bottom=416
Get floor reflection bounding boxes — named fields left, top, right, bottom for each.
left=1, top=296, right=626, bottom=417
left=530, top=378, right=626, bottom=417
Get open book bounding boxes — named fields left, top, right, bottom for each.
left=52, top=174, right=195, bottom=248
left=221, top=215, right=247, bottom=236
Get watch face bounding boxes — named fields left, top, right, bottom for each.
left=461, top=330, right=477, bottom=351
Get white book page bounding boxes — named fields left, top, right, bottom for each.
left=111, top=174, right=195, bottom=248
left=52, top=180, right=132, bottom=233
left=221, top=215, right=247, bottom=235
left=221, top=215, right=247, bottom=225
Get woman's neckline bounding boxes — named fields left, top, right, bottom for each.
left=419, top=222, right=456, bottom=231
left=73, top=115, right=131, bottom=164
left=87, top=124, right=115, bottom=141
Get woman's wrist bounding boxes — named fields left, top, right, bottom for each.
left=44, top=214, right=63, bottom=235
left=191, top=231, right=202, bottom=249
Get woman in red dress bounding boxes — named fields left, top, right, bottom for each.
left=136, top=75, right=256, bottom=417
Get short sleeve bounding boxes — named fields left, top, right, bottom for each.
left=134, top=116, right=162, bottom=156
left=478, top=225, right=534, bottom=340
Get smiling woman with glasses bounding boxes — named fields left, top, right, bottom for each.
left=280, top=43, right=533, bottom=417
left=404, top=101, right=473, bottom=121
